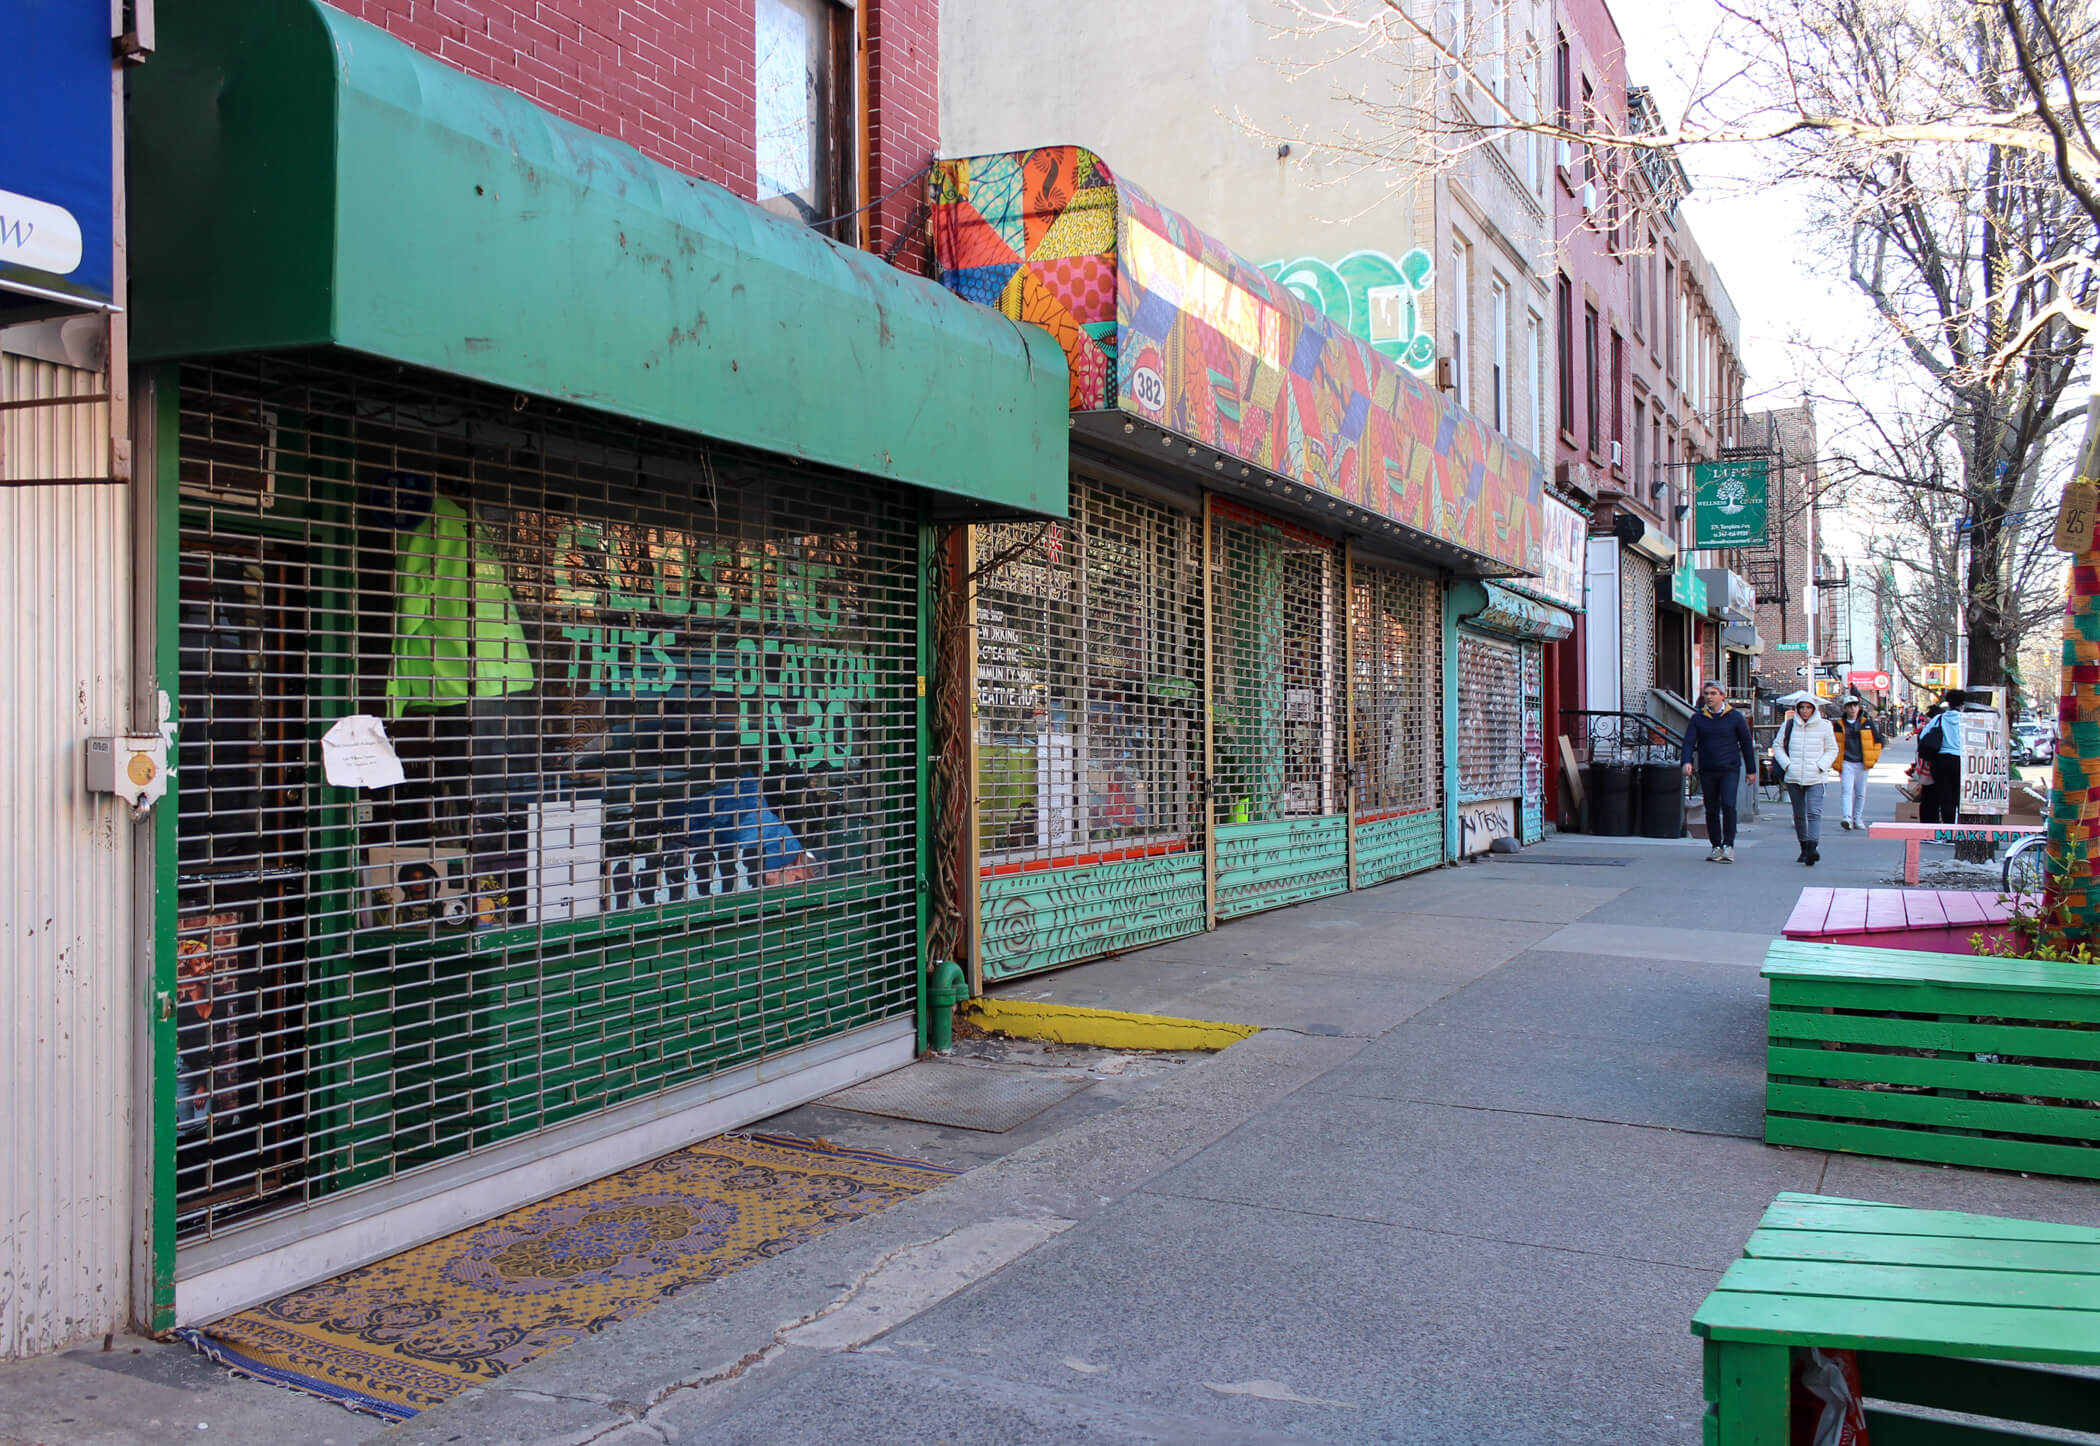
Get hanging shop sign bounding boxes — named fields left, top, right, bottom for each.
left=1693, top=459, right=1771, bottom=549
left=1847, top=670, right=1893, bottom=692
left=931, top=146, right=1547, bottom=574
left=1696, top=567, right=1754, bottom=620
left=1510, top=495, right=1585, bottom=611
left=1669, top=564, right=1708, bottom=613
left=1719, top=621, right=1763, bottom=653
left=1457, top=580, right=1573, bottom=642
left=0, top=0, right=115, bottom=308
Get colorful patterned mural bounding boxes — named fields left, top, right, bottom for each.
left=931, top=146, right=1545, bottom=576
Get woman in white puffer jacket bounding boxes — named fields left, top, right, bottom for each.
left=1771, top=698, right=1840, bottom=865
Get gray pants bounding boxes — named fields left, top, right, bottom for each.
left=1787, top=782, right=1826, bottom=842
left=1840, top=760, right=1870, bottom=826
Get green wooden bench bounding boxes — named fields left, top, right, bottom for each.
left=1762, top=939, right=2100, bottom=1180
left=1695, top=1193, right=2100, bottom=1443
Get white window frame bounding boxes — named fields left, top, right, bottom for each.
left=1451, top=242, right=1471, bottom=411
left=1526, top=310, right=1544, bottom=455
left=1489, top=277, right=1509, bottom=433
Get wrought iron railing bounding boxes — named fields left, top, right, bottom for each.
left=1560, top=708, right=1682, bottom=764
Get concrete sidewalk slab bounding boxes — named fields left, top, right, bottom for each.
left=1400, top=949, right=1769, bottom=1049
left=849, top=1190, right=1717, bottom=1445
left=1533, top=921, right=1775, bottom=965
left=1142, top=1094, right=1823, bottom=1273
left=1318, top=1019, right=1767, bottom=1138
left=1339, top=875, right=1629, bottom=923
left=1817, top=1154, right=2100, bottom=1228
left=387, top=1029, right=1366, bottom=1445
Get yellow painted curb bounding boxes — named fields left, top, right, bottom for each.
left=960, top=998, right=1258, bottom=1052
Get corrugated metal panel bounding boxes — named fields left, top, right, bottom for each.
left=0, top=354, right=134, bottom=1358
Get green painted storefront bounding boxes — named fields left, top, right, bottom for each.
left=129, top=0, right=1065, bottom=1321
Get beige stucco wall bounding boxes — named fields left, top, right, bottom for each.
left=939, top=0, right=1434, bottom=358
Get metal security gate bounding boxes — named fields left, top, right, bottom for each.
left=1620, top=553, right=1657, bottom=711
left=171, top=355, right=921, bottom=1243
left=1521, top=641, right=1546, bottom=843
left=971, top=479, right=1204, bottom=981
left=1348, top=558, right=1443, bottom=887
left=1208, top=499, right=1347, bottom=918
left=1455, top=630, right=1523, bottom=853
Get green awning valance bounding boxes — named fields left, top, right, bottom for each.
left=128, top=0, right=1067, bottom=518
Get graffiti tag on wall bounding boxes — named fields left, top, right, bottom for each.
left=1259, top=250, right=1436, bottom=375
left=1456, top=798, right=1516, bottom=857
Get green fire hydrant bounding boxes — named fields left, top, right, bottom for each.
left=927, top=959, right=969, bottom=1051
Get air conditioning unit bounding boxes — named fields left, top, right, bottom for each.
left=1582, top=182, right=1598, bottom=214
left=1557, top=137, right=1572, bottom=170
left=1609, top=440, right=1623, bottom=466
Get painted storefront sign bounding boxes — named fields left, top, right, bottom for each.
left=932, top=146, right=1545, bottom=574
left=1258, top=249, right=1436, bottom=375
left=1514, top=496, right=1586, bottom=612
left=1693, top=458, right=1771, bottom=549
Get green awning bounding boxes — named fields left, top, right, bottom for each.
left=127, top=0, right=1067, bottom=518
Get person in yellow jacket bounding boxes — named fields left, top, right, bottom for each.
left=1835, top=696, right=1885, bottom=831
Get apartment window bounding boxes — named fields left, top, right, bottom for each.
left=1556, top=275, right=1574, bottom=435
left=1630, top=251, right=1645, bottom=339
left=1523, top=38, right=1543, bottom=192
left=1487, top=0, right=1508, bottom=108
left=1664, top=260, right=1678, bottom=377
left=1451, top=242, right=1471, bottom=410
left=1647, top=233, right=1662, bottom=359
left=756, top=0, right=853, bottom=232
left=1610, top=330, right=1625, bottom=456
left=1554, top=31, right=1571, bottom=183
left=1632, top=398, right=1647, bottom=485
left=1651, top=414, right=1663, bottom=501
left=1581, top=80, right=1598, bottom=203
left=1490, top=278, right=1509, bottom=431
left=1527, top=311, right=1544, bottom=454
left=1584, top=304, right=1600, bottom=455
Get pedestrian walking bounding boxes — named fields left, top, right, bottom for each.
left=1772, top=698, right=1839, bottom=865
left=1836, top=698, right=1884, bottom=830
left=1680, top=680, right=1757, bottom=863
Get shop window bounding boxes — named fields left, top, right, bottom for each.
left=756, top=0, right=853, bottom=233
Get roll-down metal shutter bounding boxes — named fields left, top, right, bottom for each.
left=1348, top=562, right=1444, bottom=886
left=172, top=355, right=921, bottom=1242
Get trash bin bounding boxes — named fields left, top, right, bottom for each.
left=1639, top=762, right=1686, bottom=838
left=1592, top=762, right=1635, bottom=836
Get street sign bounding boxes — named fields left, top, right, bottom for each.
left=1775, top=642, right=1809, bottom=652
left=1795, top=665, right=1811, bottom=677
left=1959, top=710, right=2009, bottom=816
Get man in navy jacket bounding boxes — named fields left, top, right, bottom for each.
left=1680, top=682, right=1758, bottom=862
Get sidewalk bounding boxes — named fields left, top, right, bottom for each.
left=8, top=755, right=2094, bottom=1444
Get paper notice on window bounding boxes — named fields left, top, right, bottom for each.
left=322, top=714, right=406, bottom=790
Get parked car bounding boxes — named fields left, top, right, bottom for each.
left=2013, top=723, right=2055, bottom=765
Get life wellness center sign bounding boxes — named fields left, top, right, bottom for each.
left=0, top=0, right=114, bottom=310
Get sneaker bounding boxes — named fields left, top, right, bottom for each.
left=1720, top=846, right=1735, bottom=863
left=1706, top=846, right=1724, bottom=862
left=1839, top=819, right=1853, bottom=830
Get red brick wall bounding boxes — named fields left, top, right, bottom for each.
left=332, top=0, right=940, bottom=266
left=865, top=0, right=938, bottom=269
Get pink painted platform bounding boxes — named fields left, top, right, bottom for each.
left=1782, top=887, right=2017, bottom=953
